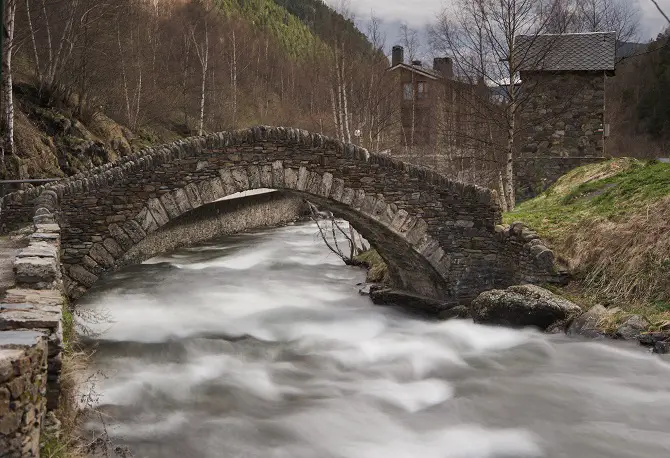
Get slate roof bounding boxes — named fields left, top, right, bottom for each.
left=388, top=63, right=442, bottom=80
left=515, top=32, right=616, bottom=72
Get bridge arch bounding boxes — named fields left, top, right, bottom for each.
left=2, top=126, right=560, bottom=303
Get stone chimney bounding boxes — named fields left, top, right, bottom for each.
left=433, top=57, right=454, bottom=79
left=392, top=46, right=404, bottom=66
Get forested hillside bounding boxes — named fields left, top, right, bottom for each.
left=0, top=0, right=396, bottom=180
left=608, top=31, right=670, bottom=157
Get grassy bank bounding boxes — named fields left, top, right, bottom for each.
left=40, top=300, right=86, bottom=458
left=354, top=249, right=389, bottom=283
left=505, top=158, right=670, bottom=328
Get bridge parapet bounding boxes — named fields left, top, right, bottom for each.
left=0, top=198, right=65, bottom=456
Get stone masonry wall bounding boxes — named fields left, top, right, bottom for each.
left=1, top=126, right=563, bottom=305
left=515, top=156, right=605, bottom=201
left=121, top=191, right=306, bottom=266
left=1, top=197, right=64, bottom=457
left=0, top=331, right=47, bottom=458
left=517, top=71, right=607, bottom=199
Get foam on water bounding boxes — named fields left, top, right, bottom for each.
left=79, top=221, right=670, bottom=458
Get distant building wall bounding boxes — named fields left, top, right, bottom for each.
left=120, top=191, right=307, bottom=266
left=516, top=71, right=607, bottom=199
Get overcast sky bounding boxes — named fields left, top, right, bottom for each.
left=325, top=0, right=670, bottom=52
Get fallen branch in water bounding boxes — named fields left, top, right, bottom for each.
left=306, top=201, right=364, bottom=266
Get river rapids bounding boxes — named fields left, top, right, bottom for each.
left=78, top=221, right=670, bottom=458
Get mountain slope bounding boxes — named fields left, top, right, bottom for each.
left=4, top=0, right=376, bottom=181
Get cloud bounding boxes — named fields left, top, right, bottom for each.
left=328, top=0, right=441, bottom=27
left=640, top=0, right=670, bottom=40
left=326, top=0, right=670, bottom=41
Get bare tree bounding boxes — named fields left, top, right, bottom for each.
left=399, top=23, right=421, bottom=154
left=649, top=0, right=670, bottom=26
left=575, top=0, right=640, bottom=43
left=1, top=0, right=18, bottom=170
left=430, top=0, right=580, bottom=210
left=307, top=201, right=365, bottom=266
left=190, top=20, right=209, bottom=136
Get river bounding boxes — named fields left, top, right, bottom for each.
left=78, top=221, right=670, bottom=458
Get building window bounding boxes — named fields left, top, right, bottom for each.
left=417, top=82, right=427, bottom=99
left=403, top=83, right=413, bottom=101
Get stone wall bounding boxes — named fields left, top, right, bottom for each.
left=519, top=71, right=606, bottom=158
left=516, top=71, right=607, bottom=198
left=515, top=156, right=605, bottom=201
left=121, top=191, right=306, bottom=266
left=0, top=126, right=563, bottom=305
left=1, top=198, right=64, bottom=457
left=0, top=331, right=47, bottom=458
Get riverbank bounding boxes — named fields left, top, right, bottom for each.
left=504, top=158, right=670, bottom=337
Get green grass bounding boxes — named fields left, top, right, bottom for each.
left=354, top=249, right=389, bottom=283
left=505, top=159, right=670, bottom=241
left=505, top=158, right=670, bottom=332
left=40, top=298, right=81, bottom=458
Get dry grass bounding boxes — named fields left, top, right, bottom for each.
left=563, top=196, right=670, bottom=307
left=40, top=347, right=90, bottom=458
left=506, top=158, right=670, bottom=326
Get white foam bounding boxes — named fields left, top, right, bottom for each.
left=358, top=379, right=454, bottom=412
left=175, top=248, right=273, bottom=270
left=88, top=411, right=190, bottom=439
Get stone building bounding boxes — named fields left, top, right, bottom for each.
left=388, top=46, right=448, bottom=148
left=387, top=33, right=616, bottom=202
left=515, top=32, right=616, bottom=199
left=388, top=46, right=496, bottom=185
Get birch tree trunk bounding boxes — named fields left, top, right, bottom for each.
left=117, top=23, right=133, bottom=128
left=2, top=0, right=18, bottom=169
left=231, top=29, right=238, bottom=126
left=25, top=0, right=42, bottom=84
left=341, top=55, right=352, bottom=143
left=191, top=23, right=209, bottom=136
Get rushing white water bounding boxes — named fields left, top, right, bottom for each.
left=79, top=221, right=670, bottom=458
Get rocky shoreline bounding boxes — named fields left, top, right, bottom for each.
left=362, top=283, right=670, bottom=355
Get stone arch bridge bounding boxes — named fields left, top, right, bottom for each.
left=1, top=126, right=560, bottom=303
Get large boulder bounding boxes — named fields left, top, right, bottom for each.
left=470, top=284, right=581, bottom=331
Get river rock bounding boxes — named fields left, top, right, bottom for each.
left=654, top=340, right=670, bottom=354
left=638, top=331, right=670, bottom=347
left=470, top=284, right=581, bottom=331
left=615, top=315, right=650, bottom=340
left=358, top=283, right=382, bottom=296
left=370, top=288, right=455, bottom=316
left=438, top=305, right=470, bottom=321
left=567, top=304, right=609, bottom=338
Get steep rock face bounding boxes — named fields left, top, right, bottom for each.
left=471, top=284, right=581, bottom=330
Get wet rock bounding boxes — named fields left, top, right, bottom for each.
left=653, top=341, right=670, bottom=354
left=546, top=317, right=573, bottom=334
left=567, top=304, right=610, bottom=338
left=470, top=284, right=582, bottom=331
left=358, top=283, right=382, bottom=296
left=615, top=315, right=650, bottom=340
left=638, top=332, right=670, bottom=347
left=370, top=288, right=454, bottom=316
left=438, top=305, right=470, bottom=320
